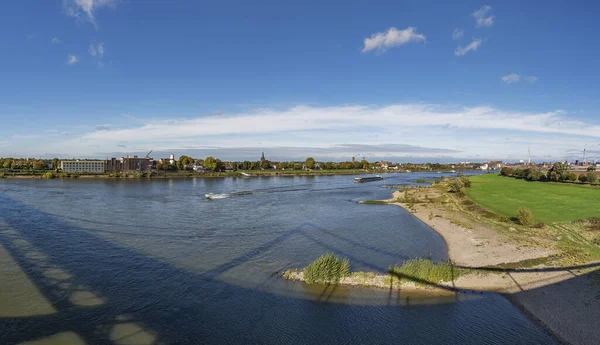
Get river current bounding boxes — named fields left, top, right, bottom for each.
left=0, top=172, right=555, bottom=344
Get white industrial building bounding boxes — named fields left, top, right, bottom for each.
left=60, top=160, right=106, bottom=173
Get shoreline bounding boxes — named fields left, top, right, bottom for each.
left=0, top=169, right=469, bottom=180
left=389, top=188, right=600, bottom=345
left=283, top=184, right=600, bottom=345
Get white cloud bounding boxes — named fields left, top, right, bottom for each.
left=526, top=76, right=539, bottom=83
left=51, top=37, right=63, bottom=44
left=454, top=39, right=482, bottom=56
left=63, top=0, right=117, bottom=27
left=9, top=103, right=600, bottom=161
left=472, top=5, right=495, bottom=28
left=67, top=54, right=79, bottom=64
left=89, top=43, right=104, bottom=57
left=362, top=27, right=426, bottom=54
left=88, top=43, right=104, bottom=58
left=502, top=73, right=520, bottom=84
left=452, top=29, right=464, bottom=40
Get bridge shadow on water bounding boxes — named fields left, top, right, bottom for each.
left=0, top=194, right=581, bottom=345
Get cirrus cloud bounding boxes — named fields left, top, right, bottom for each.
left=452, top=29, right=464, bottom=40
left=454, top=39, right=482, bottom=56
left=63, top=0, right=117, bottom=27
left=472, top=5, right=495, bottom=28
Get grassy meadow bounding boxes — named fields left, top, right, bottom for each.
left=465, top=174, right=600, bottom=223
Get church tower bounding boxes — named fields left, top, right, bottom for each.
left=261, top=152, right=266, bottom=161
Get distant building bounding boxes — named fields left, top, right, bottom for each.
left=481, top=161, right=503, bottom=171
left=191, top=164, right=206, bottom=172
left=106, top=156, right=154, bottom=172
left=61, top=160, right=105, bottom=173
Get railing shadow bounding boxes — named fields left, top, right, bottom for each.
left=0, top=192, right=579, bottom=345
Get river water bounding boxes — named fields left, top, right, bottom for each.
left=0, top=173, right=555, bottom=344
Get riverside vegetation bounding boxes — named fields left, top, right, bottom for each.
left=285, top=173, right=600, bottom=289
left=283, top=255, right=466, bottom=289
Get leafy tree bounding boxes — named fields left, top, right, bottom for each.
left=587, top=166, right=597, bottom=172
left=204, top=156, right=218, bottom=171
left=260, top=160, right=271, bottom=169
left=241, top=161, right=252, bottom=170
left=526, top=169, right=545, bottom=181
left=547, top=162, right=567, bottom=182
left=517, top=207, right=534, bottom=226
left=2, top=159, right=12, bottom=169
left=51, top=158, right=61, bottom=170
left=33, top=160, right=47, bottom=170
left=177, top=155, right=194, bottom=170
left=304, top=157, right=316, bottom=170
left=586, top=172, right=598, bottom=184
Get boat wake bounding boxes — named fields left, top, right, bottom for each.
left=205, top=191, right=256, bottom=200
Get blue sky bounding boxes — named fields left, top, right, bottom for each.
left=1, top=0, right=600, bottom=162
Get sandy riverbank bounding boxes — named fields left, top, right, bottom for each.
left=390, top=189, right=600, bottom=345
left=283, top=185, right=600, bottom=344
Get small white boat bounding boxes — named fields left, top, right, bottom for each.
left=241, top=172, right=251, bottom=177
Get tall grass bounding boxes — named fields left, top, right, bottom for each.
left=303, top=253, right=350, bottom=284
left=387, top=258, right=464, bottom=287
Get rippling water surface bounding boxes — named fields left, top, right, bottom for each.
left=0, top=172, right=555, bottom=344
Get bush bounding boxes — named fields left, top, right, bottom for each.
left=388, top=258, right=462, bottom=286
left=303, top=253, right=350, bottom=284
left=448, top=180, right=464, bottom=193
left=513, top=169, right=527, bottom=179
left=43, top=172, right=56, bottom=179
left=578, top=174, right=588, bottom=183
left=526, top=169, right=546, bottom=181
left=459, top=176, right=471, bottom=187
left=586, top=172, right=597, bottom=184
left=517, top=207, right=534, bottom=226
left=500, top=167, right=513, bottom=177
left=532, top=221, right=546, bottom=229
left=564, top=172, right=578, bottom=182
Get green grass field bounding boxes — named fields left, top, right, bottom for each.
left=465, top=174, right=600, bottom=223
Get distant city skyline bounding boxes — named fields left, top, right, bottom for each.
left=2, top=1, right=600, bottom=162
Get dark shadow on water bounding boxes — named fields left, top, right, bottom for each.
left=0, top=194, right=562, bottom=345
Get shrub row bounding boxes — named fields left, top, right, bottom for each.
left=500, top=165, right=597, bottom=185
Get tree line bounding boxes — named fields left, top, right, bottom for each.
left=500, top=163, right=598, bottom=184
left=0, top=158, right=61, bottom=170
left=155, top=156, right=371, bottom=172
